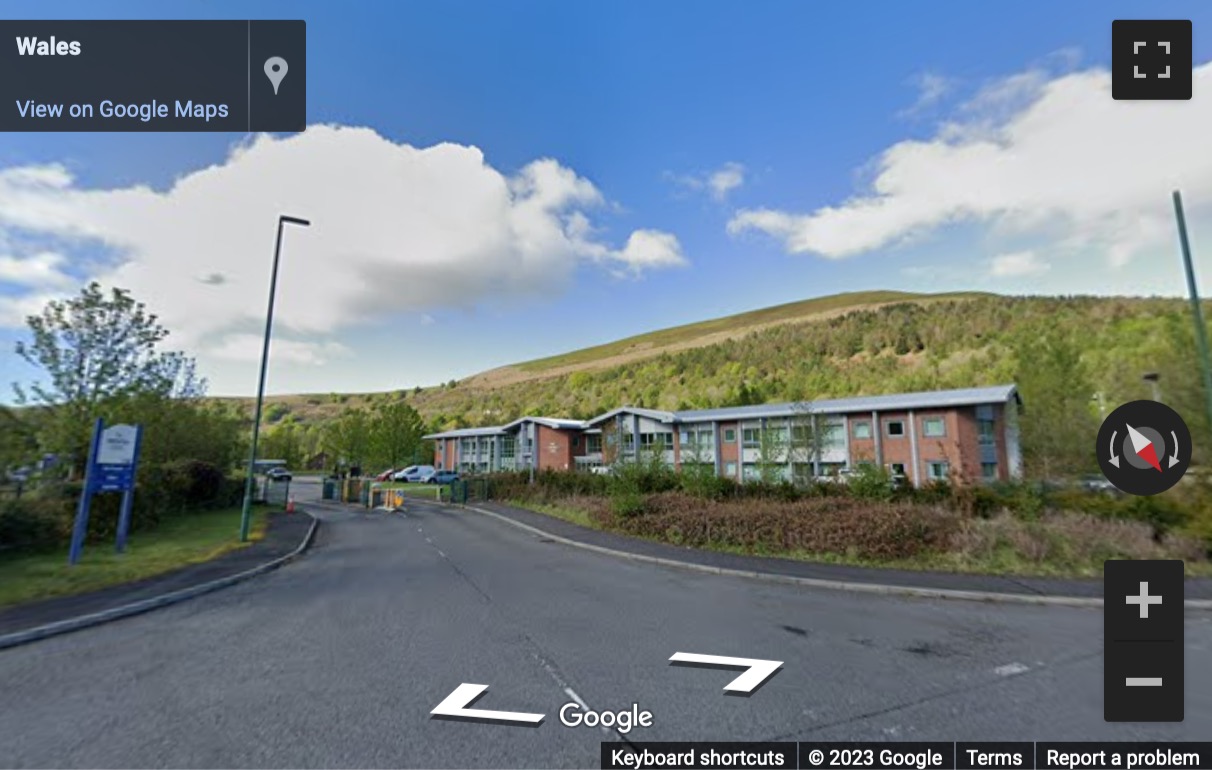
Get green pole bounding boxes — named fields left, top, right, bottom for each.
left=240, top=215, right=310, bottom=541
left=1173, top=190, right=1212, bottom=434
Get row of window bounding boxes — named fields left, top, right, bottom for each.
left=850, top=416, right=998, bottom=441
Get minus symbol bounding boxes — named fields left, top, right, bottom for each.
left=1125, top=677, right=1163, bottom=686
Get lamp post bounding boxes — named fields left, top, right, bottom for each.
left=1142, top=372, right=1161, bottom=402
left=239, top=214, right=311, bottom=542
left=1173, top=191, right=1212, bottom=437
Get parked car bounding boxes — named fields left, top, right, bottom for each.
left=429, top=470, right=460, bottom=484
left=589, top=465, right=614, bottom=476
left=392, top=465, right=436, bottom=483
left=374, top=468, right=397, bottom=482
left=266, top=467, right=292, bottom=482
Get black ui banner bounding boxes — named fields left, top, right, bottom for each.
left=0, top=20, right=305, bottom=132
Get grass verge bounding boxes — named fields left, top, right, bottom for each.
left=505, top=497, right=1212, bottom=579
left=0, top=505, right=270, bottom=609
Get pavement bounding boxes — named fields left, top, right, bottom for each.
left=0, top=508, right=316, bottom=640
left=0, top=479, right=1209, bottom=768
left=468, top=500, right=1212, bottom=602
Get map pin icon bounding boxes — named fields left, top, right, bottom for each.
left=264, top=57, right=288, bottom=95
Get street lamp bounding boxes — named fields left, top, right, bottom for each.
left=1142, top=372, right=1162, bottom=402
left=239, top=214, right=311, bottom=542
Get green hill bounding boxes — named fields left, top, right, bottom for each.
left=211, top=292, right=1212, bottom=466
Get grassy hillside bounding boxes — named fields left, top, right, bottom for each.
left=511, top=290, right=989, bottom=373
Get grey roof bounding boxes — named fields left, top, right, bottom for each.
left=423, top=426, right=508, bottom=439
left=501, top=416, right=588, bottom=431
left=424, top=385, right=1019, bottom=438
left=582, top=406, right=677, bottom=427
left=674, top=385, right=1019, bottom=423
left=424, top=415, right=586, bottom=440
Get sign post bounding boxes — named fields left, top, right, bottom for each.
left=67, top=419, right=143, bottom=565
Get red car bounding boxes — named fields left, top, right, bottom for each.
left=374, top=469, right=397, bottom=481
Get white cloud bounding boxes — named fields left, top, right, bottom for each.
left=612, top=229, right=688, bottom=274
left=728, top=60, right=1212, bottom=270
left=0, top=251, right=73, bottom=288
left=707, top=162, right=746, bottom=201
left=899, top=72, right=954, bottom=117
left=668, top=162, right=746, bottom=201
left=206, top=334, right=352, bottom=366
left=0, top=126, right=685, bottom=363
left=989, top=250, right=1049, bottom=277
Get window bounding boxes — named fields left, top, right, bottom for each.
left=572, top=436, right=579, bottom=448
left=890, top=463, right=906, bottom=477
left=742, top=428, right=761, bottom=447
left=820, top=424, right=844, bottom=448
left=927, top=461, right=949, bottom=480
left=501, top=437, right=516, bottom=458
left=724, top=462, right=738, bottom=477
left=586, top=434, right=602, bottom=454
left=978, top=419, right=996, bottom=442
left=922, top=417, right=945, bottom=438
left=885, top=420, right=905, bottom=437
left=981, top=462, right=998, bottom=480
left=640, top=432, right=674, bottom=449
left=724, top=429, right=736, bottom=443
left=852, top=420, right=872, bottom=439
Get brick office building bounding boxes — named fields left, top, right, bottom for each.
left=424, top=385, right=1022, bottom=487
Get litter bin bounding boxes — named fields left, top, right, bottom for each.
left=322, top=478, right=335, bottom=500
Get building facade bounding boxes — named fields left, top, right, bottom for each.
left=424, top=385, right=1023, bottom=487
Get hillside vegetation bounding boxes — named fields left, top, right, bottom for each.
left=211, top=292, right=1212, bottom=475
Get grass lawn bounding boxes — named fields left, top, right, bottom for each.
left=0, top=505, right=270, bottom=609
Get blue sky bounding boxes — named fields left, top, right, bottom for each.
left=3, top=0, right=1212, bottom=399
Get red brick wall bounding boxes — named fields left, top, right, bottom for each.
left=717, top=421, right=740, bottom=479
left=536, top=426, right=574, bottom=471
left=847, top=413, right=878, bottom=464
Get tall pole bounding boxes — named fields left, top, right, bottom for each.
left=1172, top=191, right=1212, bottom=436
left=240, top=215, right=310, bottom=541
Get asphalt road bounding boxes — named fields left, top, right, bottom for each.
left=1, top=477, right=1209, bottom=768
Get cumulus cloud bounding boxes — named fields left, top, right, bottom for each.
left=728, top=60, right=1212, bottom=269
left=0, top=126, right=685, bottom=363
left=668, top=162, right=746, bottom=201
left=990, top=250, right=1049, bottom=277
left=0, top=251, right=73, bottom=288
left=206, top=334, right=352, bottom=366
left=612, top=229, right=688, bottom=274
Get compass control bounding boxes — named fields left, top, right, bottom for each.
left=1095, top=400, right=1191, bottom=496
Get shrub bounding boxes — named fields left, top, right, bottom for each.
left=149, top=459, right=227, bottom=512
left=0, top=496, right=69, bottom=551
left=847, top=464, right=894, bottom=501
left=597, top=492, right=960, bottom=560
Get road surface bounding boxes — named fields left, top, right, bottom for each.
left=1, top=477, right=1209, bottom=768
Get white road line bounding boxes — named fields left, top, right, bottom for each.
left=994, top=663, right=1029, bottom=676
left=437, top=550, right=446, bottom=558
left=563, top=686, right=589, bottom=710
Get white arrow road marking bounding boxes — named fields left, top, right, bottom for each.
left=1109, top=430, right=1120, bottom=468
left=430, top=683, right=545, bottom=724
left=669, top=652, right=783, bottom=694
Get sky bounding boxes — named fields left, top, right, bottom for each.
left=3, top=0, right=1212, bottom=400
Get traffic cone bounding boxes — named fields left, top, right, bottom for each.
left=286, top=496, right=295, bottom=514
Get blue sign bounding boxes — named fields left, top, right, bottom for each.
left=68, top=418, right=143, bottom=565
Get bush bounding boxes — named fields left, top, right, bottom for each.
left=847, top=464, right=894, bottom=501
left=144, top=459, right=227, bottom=513
left=592, top=492, right=961, bottom=561
left=0, top=496, right=69, bottom=551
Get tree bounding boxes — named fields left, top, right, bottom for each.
left=367, top=400, right=426, bottom=470
left=755, top=419, right=789, bottom=484
left=1014, top=329, right=1100, bottom=480
left=14, top=282, right=206, bottom=475
left=324, top=407, right=370, bottom=470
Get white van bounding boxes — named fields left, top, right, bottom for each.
left=392, top=465, right=436, bottom=483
